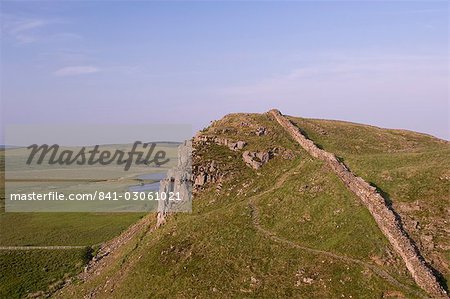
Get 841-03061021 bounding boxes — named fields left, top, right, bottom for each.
left=97, top=191, right=182, bottom=201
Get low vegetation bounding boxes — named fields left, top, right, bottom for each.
left=0, top=249, right=86, bottom=298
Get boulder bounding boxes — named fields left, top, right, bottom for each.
left=228, top=141, right=247, bottom=151
left=242, top=150, right=272, bottom=169
left=194, top=172, right=207, bottom=186
left=256, top=127, right=267, bottom=136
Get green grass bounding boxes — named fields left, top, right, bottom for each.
left=258, top=159, right=388, bottom=260
left=0, top=212, right=145, bottom=246
left=110, top=202, right=419, bottom=298
left=0, top=248, right=88, bottom=299
left=61, top=198, right=424, bottom=298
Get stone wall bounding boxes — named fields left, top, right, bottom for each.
left=269, top=109, right=447, bottom=298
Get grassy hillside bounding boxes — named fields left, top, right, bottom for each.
left=57, top=113, right=436, bottom=298
left=288, top=116, right=450, bottom=286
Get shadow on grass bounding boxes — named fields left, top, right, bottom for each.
left=369, top=182, right=448, bottom=293
left=335, top=156, right=345, bottom=164
left=80, top=246, right=95, bottom=264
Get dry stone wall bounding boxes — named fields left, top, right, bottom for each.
left=269, top=109, right=447, bottom=298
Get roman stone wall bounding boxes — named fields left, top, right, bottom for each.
left=269, top=109, right=447, bottom=298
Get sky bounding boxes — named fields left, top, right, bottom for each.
left=1, top=1, right=449, bottom=141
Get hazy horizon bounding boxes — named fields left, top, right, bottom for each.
left=1, top=1, right=448, bottom=140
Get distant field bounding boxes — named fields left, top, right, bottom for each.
left=0, top=143, right=178, bottom=297
left=0, top=212, right=145, bottom=246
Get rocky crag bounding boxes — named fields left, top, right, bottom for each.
left=269, top=109, right=447, bottom=298
left=156, top=140, right=193, bottom=227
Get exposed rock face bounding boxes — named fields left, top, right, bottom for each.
left=194, top=134, right=246, bottom=151
left=242, top=151, right=272, bottom=169
left=229, top=141, right=247, bottom=150
left=269, top=109, right=447, bottom=298
left=193, top=123, right=294, bottom=186
left=193, top=160, right=223, bottom=189
left=192, top=135, right=243, bottom=192
left=194, top=172, right=207, bottom=187
left=156, top=140, right=192, bottom=227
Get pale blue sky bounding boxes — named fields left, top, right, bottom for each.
left=1, top=1, right=448, bottom=140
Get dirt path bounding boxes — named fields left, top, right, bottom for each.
left=248, top=163, right=426, bottom=298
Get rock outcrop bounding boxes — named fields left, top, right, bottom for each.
left=156, top=140, right=192, bottom=227
left=269, top=109, right=448, bottom=298
left=193, top=160, right=223, bottom=189
left=242, top=150, right=272, bottom=169
left=255, top=127, right=267, bottom=136
left=193, top=134, right=246, bottom=151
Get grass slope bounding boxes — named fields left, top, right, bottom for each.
left=0, top=249, right=88, bottom=298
